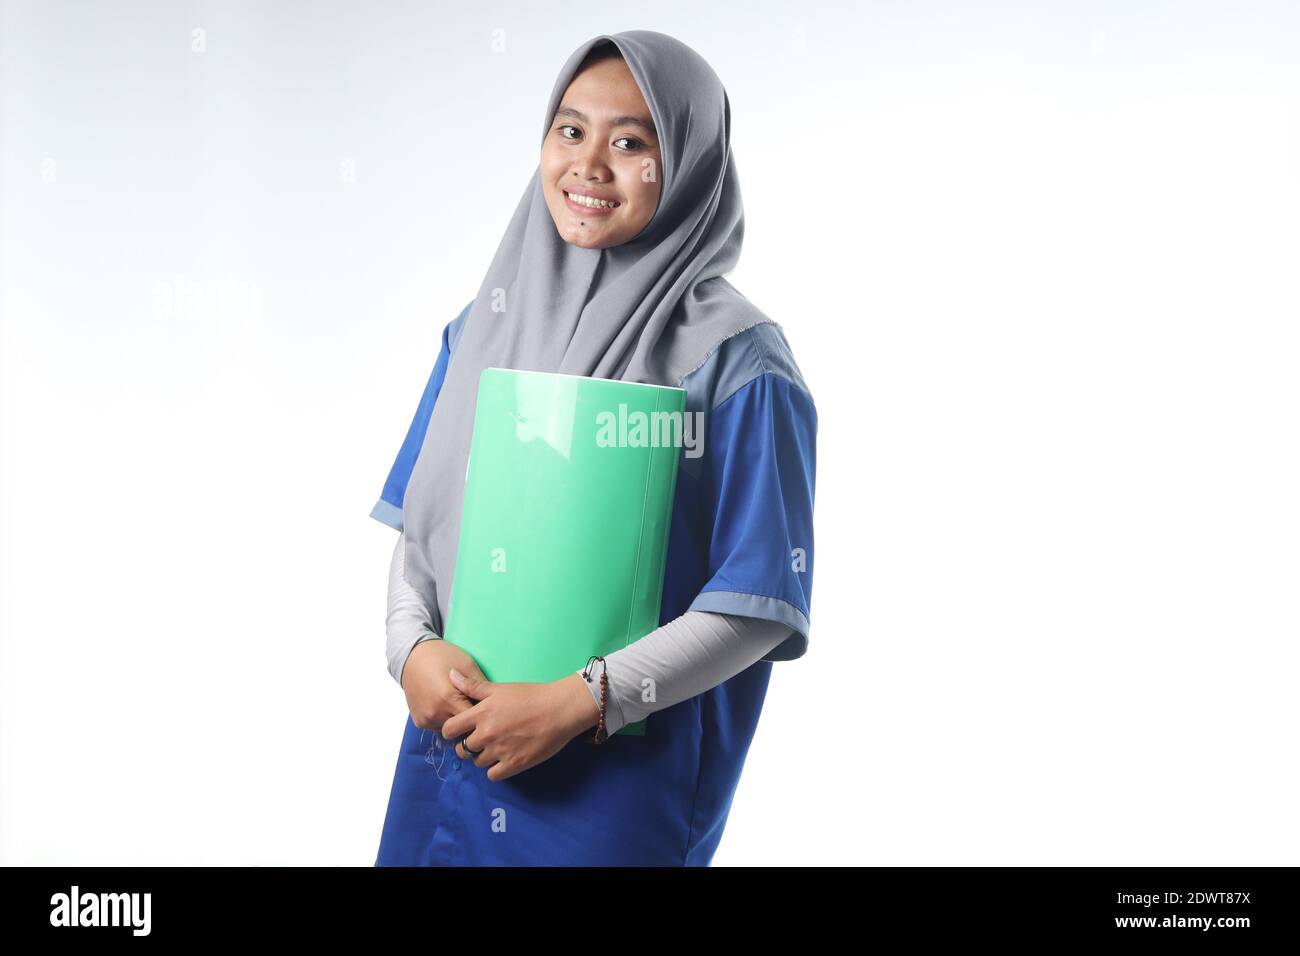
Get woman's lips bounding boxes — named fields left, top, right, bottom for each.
left=563, top=189, right=619, bottom=217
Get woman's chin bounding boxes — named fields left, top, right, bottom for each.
left=555, top=223, right=621, bottom=249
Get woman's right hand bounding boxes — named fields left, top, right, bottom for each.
left=401, top=639, right=488, bottom=733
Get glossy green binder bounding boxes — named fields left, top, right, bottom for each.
left=442, top=367, right=687, bottom=736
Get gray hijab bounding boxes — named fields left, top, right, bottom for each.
left=401, top=29, right=775, bottom=635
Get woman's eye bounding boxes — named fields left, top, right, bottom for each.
left=614, top=137, right=643, bottom=151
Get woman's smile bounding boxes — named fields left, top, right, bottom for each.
left=563, top=188, right=621, bottom=216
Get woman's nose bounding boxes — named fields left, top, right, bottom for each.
left=570, top=140, right=612, bottom=181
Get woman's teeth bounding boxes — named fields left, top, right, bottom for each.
left=565, top=191, right=618, bottom=209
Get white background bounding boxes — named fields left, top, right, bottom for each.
left=2, top=0, right=1297, bottom=865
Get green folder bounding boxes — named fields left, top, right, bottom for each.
left=442, top=367, right=687, bottom=736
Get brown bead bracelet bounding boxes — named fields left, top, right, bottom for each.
left=582, top=655, right=611, bottom=744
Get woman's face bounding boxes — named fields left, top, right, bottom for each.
left=541, top=57, right=662, bottom=249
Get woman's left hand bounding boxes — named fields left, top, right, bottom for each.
left=440, top=668, right=601, bottom=781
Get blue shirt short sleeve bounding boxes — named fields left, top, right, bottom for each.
left=368, top=302, right=472, bottom=532
left=685, top=368, right=818, bottom=662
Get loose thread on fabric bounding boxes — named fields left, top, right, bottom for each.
left=421, top=729, right=451, bottom=780
left=582, top=655, right=611, bottom=744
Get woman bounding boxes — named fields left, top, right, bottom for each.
left=369, top=30, right=818, bottom=866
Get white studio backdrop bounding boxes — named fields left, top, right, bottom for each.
left=1, top=0, right=1297, bottom=865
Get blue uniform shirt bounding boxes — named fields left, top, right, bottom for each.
left=371, top=301, right=818, bottom=866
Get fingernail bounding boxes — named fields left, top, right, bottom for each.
left=450, top=668, right=464, bottom=681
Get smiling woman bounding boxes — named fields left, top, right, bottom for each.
left=541, top=46, right=663, bottom=248
left=370, top=30, right=818, bottom=867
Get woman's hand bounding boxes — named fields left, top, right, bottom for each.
left=439, top=670, right=601, bottom=782
left=400, top=639, right=488, bottom=733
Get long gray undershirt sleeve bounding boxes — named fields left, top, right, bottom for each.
left=572, top=609, right=790, bottom=735
left=387, top=532, right=442, bottom=688
left=386, top=532, right=792, bottom=732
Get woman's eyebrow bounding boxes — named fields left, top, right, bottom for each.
left=554, top=106, right=657, bottom=137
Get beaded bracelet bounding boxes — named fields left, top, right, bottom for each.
left=581, top=655, right=611, bottom=744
